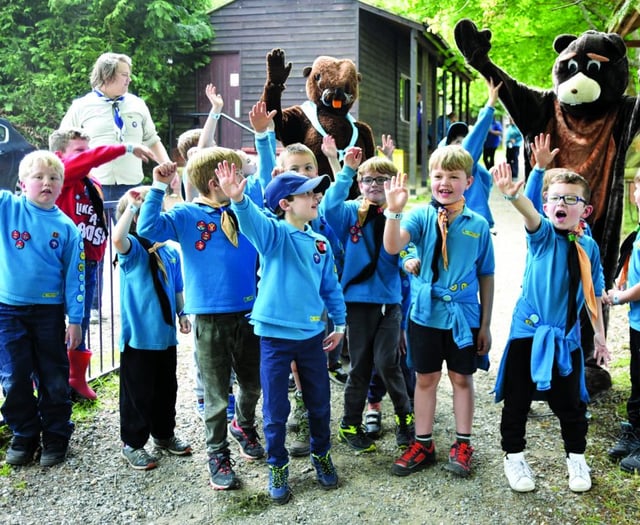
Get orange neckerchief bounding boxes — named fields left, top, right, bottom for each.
left=569, top=224, right=597, bottom=322
left=194, top=196, right=238, bottom=247
left=434, top=197, right=465, bottom=270
left=357, top=198, right=385, bottom=227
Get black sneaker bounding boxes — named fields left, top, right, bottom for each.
left=5, top=436, right=40, bottom=466
left=328, top=363, right=348, bottom=385
left=620, top=447, right=640, bottom=474
left=337, top=424, right=376, bottom=453
left=153, top=435, right=192, bottom=456
left=122, top=445, right=158, bottom=470
left=229, top=419, right=265, bottom=460
left=395, top=413, right=415, bottom=449
left=40, top=438, right=69, bottom=467
left=208, top=449, right=239, bottom=490
left=608, top=422, right=640, bottom=460
left=392, top=441, right=436, bottom=476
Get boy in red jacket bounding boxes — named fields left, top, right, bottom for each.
left=49, top=128, right=154, bottom=399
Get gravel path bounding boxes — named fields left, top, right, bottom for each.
left=0, top=189, right=632, bottom=525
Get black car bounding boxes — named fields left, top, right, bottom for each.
left=0, top=118, right=36, bottom=193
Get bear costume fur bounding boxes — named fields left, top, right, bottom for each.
left=454, top=19, right=640, bottom=396
left=261, top=48, right=375, bottom=195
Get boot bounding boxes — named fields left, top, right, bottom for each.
left=68, top=349, right=97, bottom=400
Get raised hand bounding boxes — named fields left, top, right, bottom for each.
left=377, top=134, right=395, bottom=160
left=321, top=135, right=338, bottom=160
left=384, top=173, right=409, bottom=212
left=531, top=133, right=559, bottom=170
left=249, top=100, right=277, bottom=133
left=343, top=146, right=363, bottom=171
left=205, top=84, right=224, bottom=114
left=152, top=161, right=177, bottom=183
left=454, top=19, right=493, bottom=67
left=492, top=162, right=523, bottom=197
left=215, top=160, right=246, bottom=202
left=266, top=48, right=292, bottom=87
left=486, top=78, right=503, bottom=107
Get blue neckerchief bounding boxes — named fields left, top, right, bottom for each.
left=94, top=89, right=125, bottom=142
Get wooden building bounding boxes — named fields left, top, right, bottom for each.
left=170, top=0, right=472, bottom=188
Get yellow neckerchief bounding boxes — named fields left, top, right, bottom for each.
left=193, top=196, right=238, bottom=247
left=568, top=223, right=597, bottom=322
left=357, top=198, right=385, bottom=227
left=434, top=197, right=465, bottom=270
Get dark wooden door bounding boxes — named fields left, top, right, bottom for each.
left=196, top=52, right=242, bottom=149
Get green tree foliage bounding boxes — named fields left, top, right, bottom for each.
left=0, top=0, right=213, bottom=147
left=369, top=0, right=622, bottom=109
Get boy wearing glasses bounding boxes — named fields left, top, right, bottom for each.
left=321, top=155, right=415, bottom=454
left=493, top=163, right=610, bottom=493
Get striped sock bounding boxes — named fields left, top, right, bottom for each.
left=456, top=432, right=471, bottom=444
left=416, top=434, right=432, bottom=448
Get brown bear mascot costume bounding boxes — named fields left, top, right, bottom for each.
left=455, top=19, right=640, bottom=396
left=261, top=48, right=376, bottom=197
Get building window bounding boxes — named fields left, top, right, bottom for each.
left=399, top=75, right=410, bottom=123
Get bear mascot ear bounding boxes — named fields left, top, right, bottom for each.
left=553, top=34, right=577, bottom=54
left=303, top=66, right=312, bottom=78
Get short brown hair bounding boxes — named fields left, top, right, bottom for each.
left=186, top=147, right=243, bottom=196
left=49, top=128, right=90, bottom=153
left=545, top=169, right=591, bottom=203
left=177, top=128, right=202, bottom=161
left=357, top=157, right=397, bottom=180
left=428, top=145, right=473, bottom=178
left=278, top=143, right=317, bottom=169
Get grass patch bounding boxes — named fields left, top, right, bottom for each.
left=219, top=491, right=272, bottom=518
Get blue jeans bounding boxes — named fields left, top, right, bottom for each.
left=0, top=302, right=74, bottom=441
left=261, top=332, right=331, bottom=467
left=79, top=260, right=98, bottom=351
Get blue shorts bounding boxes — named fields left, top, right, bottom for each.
left=408, top=321, right=478, bottom=375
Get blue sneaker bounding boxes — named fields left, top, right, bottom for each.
left=311, top=452, right=338, bottom=489
left=226, top=393, right=235, bottom=422
left=268, top=464, right=291, bottom=504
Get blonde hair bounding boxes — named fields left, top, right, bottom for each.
left=278, top=143, right=317, bottom=169
left=19, top=150, right=64, bottom=182
left=428, top=145, right=473, bottom=178
left=90, top=53, right=132, bottom=89
left=177, top=128, right=202, bottom=161
left=186, top=147, right=243, bottom=196
left=545, top=168, right=591, bottom=203
left=357, top=157, right=397, bottom=180
left=49, top=128, right=90, bottom=153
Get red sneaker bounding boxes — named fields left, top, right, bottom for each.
left=444, top=441, right=474, bottom=477
left=391, top=441, right=436, bottom=476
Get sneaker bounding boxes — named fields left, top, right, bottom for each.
left=288, top=373, right=296, bottom=392
left=337, top=424, right=376, bottom=453
left=364, top=409, right=382, bottom=439
left=153, top=435, right=192, bottom=456
left=269, top=464, right=291, bottom=504
left=607, top=422, right=640, bottom=460
left=444, top=441, right=474, bottom=477
left=287, top=390, right=305, bottom=432
left=328, top=363, right=348, bottom=385
left=40, top=438, right=69, bottom=467
left=122, top=445, right=157, bottom=471
left=566, top=453, right=591, bottom=492
left=5, top=436, right=40, bottom=466
left=208, top=449, right=239, bottom=490
left=311, top=451, right=338, bottom=489
left=620, top=448, right=640, bottom=474
left=195, top=398, right=205, bottom=422
left=395, top=413, right=415, bottom=449
left=289, top=411, right=310, bottom=457
left=391, top=441, right=436, bottom=476
left=229, top=419, right=265, bottom=460
left=503, top=452, right=535, bottom=492
left=226, top=393, right=235, bottom=422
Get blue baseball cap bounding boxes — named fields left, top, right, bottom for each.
left=265, top=173, right=331, bottom=212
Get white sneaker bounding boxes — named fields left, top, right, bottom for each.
left=566, top=453, right=591, bottom=492
left=503, top=452, right=536, bottom=492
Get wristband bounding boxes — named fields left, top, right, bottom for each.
left=209, top=111, right=221, bottom=120
left=613, top=294, right=620, bottom=305
left=384, top=210, right=404, bottom=220
left=128, top=204, right=139, bottom=215
left=334, top=325, right=346, bottom=334
left=254, top=130, right=269, bottom=140
left=152, top=180, right=168, bottom=192
left=503, top=193, right=520, bottom=201
left=125, top=143, right=134, bottom=154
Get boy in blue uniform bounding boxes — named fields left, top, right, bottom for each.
left=217, top=164, right=346, bottom=504
left=493, top=162, right=610, bottom=493
left=0, top=151, right=85, bottom=467
left=113, top=182, right=192, bottom=470
left=605, top=169, right=640, bottom=474
left=321, top=154, right=415, bottom=454
left=137, top=147, right=264, bottom=490
left=383, top=146, right=494, bottom=478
